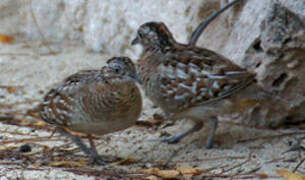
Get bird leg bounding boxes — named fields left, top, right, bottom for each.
left=157, top=121, right=204, bottom=144
left=56, top=128, right=107, bottom=165
left=205, top=117, right=218, bottom=149
left=88, top=134, right=98, bottom=155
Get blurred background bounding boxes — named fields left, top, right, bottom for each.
left=0, top=0, right=304, bottom=179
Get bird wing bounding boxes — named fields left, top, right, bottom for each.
left=158, top=46, right=256, bottom=111
left=39, top=70, right=103, bottom=126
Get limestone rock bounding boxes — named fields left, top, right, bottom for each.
left=197, top=0, right=305, bottom=127
left=0, top=0, right=220, bottom=59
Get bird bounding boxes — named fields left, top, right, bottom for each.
left=132, top=21, right=273, bottom=149
left=39, top=57, right=142, bottom=164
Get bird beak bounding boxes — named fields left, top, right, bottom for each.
left=131, top=36, right=140, bottom=45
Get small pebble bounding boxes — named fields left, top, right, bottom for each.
left=19, top=144, right=32, bottom=153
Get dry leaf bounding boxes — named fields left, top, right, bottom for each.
left=145, top=175, right=159, bottom=180
left=21, top=120, right=47, bottom=127
left=0, top=144, right=19, bottom=151
left=32, top=120, right=47, bottom=127
left=61, top=127, right=90, bottom=138
left=138, top=168, right=160, bottom=174
left=139, top=167, right=203, bottom=179
left=257, top=173, right=269, bottom=179
left=138, top=168, right=179, bottom=179
left=112, top=157, right=135, bottom=165
left=23, top=151, right=40, bottom=156
left=277, top=169, right=305, bottom=180
left=32, top=161, right=43, bottom=168
left=176, top=166, right=203, bottom=175
left=0, top=34, right=14, bottom=43
left=156, top=170, right=180, bottom=179
left=5, top=86, right=19, bottom=94
left=50, top=160, right=87, bottom=167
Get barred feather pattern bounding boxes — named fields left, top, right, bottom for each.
left=136, top=22, right=255, bottom=114
left=40, top=70, right=101, bottom=127
left=40, top=60, right=142, bottom=135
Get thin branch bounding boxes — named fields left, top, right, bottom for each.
left=0, top=137, right=62, bottom=145
left=221, top=151, right=253, bottom=174
left=238, top=132, right=305, bottom=143
left=293, top=158, right=305, bottom=173
left=189, top=0, right=245, bottom=46
left=29, top=0, right=56, bottom=55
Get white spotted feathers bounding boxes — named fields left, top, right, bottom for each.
left=134, top=22, right=256, bottom=113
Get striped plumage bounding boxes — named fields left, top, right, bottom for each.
left=40, top=57, right=142, bottom=164
left=132, top=22, right=259, bottom=148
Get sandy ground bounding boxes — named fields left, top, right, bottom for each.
left=0, top=41, right=304, bottom=179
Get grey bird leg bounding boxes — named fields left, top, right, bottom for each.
left=57, top=128, right=107, bottom=165
left=205, top=118, right=218, bottom=149
left=158, top=121, right=204, bottom=144
left=88, top=134, right=98, bottom=155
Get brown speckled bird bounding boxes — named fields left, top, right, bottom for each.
left=40, top=57, right=142, bottom=164
left=132, top=22, right=261, bottom=148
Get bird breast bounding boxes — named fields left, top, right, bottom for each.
left=41, top=78, right=142, bottom=135
left=75, top=81, right=142, bottom=130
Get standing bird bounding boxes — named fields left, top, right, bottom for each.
left=39, top=57, right=142, bottom=164
left=132, top=22, right=266, bottom=149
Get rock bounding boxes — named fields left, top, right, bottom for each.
left=197, top=0, right=305, bottom=127
left=19, top=144, right=32, bottom=153
left=0, top=0, right=220, bottom=59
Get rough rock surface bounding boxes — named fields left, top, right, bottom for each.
left=194, top=0, right=305, bottom=127
left=0, top=0, right=304, bottom=179
left=1, top=0, right=220, bottom=59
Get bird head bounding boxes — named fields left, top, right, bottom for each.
left=105, top=57, right=141, bottom=84
left=131, top=21, right=175, bottom=50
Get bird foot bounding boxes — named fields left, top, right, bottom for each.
left=205, top=142, right=214, bottom=149
left=89, top=153, right=122, bottom=165
left=89, top=155, right=109, bottom=166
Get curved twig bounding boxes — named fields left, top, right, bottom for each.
left=189, top=0, right=245, bottom=46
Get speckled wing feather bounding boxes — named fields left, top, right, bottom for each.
left=39, top=70, right=104, bottom=126
left=158, top=46, right=256, bottom=111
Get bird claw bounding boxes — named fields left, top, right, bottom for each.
left=89, top=155, right=109, bottom=166
left=205, top=142, right=214, bottom=149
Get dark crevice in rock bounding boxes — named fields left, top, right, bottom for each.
left=255, top=62, right=262, bottom=68
left=272, top=73, right=288, bottom=87
left=283, top=115, right=305, bottom=127
left=253, top=39, right=263, bottom=52
left=283, top=37, right=292, bottom=44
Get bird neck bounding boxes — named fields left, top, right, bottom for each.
left=143, top=34, right=175, bottom=53
left=145, top=42, right=173, bottom=55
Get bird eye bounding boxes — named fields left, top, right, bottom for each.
left=115, top=68, right=120, bottom=73
left=138, top=31, right=143, bottom=38
left=113, top=65, right=122, bottom=74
